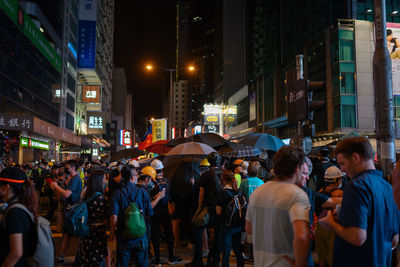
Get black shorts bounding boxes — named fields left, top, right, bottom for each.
left=171, top=197, right=193, bottom=221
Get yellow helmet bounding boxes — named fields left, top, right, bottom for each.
left=141, top=166, right=156, bottom=180
left=233, top=159, right=243, bottom=166
left=200, top=158, right=210, bottom=166
left=48, top=162, right=54, bottom=166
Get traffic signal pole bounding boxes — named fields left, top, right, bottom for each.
left=373, top=0, right=395, bottom=177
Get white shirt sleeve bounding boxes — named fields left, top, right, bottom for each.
left=288, top=189, right=310, bottom=223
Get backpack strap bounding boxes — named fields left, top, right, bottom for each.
left=3, top=203, right=34, bottom=228
left=122, top=187, right=141, bottom=210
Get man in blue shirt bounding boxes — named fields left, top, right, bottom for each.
left=50, top=159, right=82, bottom=264
left=110, top=165, right=153, bottom=267
left=319, top=137, right=400, bottom=267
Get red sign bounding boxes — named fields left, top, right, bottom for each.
left=121, top=130, right=132, bottom=146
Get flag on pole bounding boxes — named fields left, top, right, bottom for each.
left=138, top=125, right=153, bottom=150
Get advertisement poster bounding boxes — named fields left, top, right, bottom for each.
left=387, top=22, right=400, bottom=95
left=152, top=119, right=167, bottom=142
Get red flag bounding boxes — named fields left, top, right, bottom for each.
left=138, top=125, right=153, bottom=150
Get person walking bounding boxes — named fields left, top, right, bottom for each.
left=319, top=137, right=400, bottom=267
left=109, top=165, right=153, bottom=267
left=246, top=145, right=311, bottom=267
left=216, top=170, right=245, bottom=267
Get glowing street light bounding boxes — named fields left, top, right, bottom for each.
left=188, top=65, right=195, bottom=72
left=145, top=64, right=153, bottom=71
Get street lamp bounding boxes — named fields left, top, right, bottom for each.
left=145, top=63, right=196, bottom=139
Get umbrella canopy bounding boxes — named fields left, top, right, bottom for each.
left=190, top=133, right=227, bottom=149
left=110, top=148, right=145, bottom=162
left=217, top=142, right=247, bottom=153
left=146, top=140, right=171, bottom=155
left=166, top=142, right=216, bottom=158
left=166, top=137, right=188, bottom=147
left=221, top=146, right=262, bottom=158
left=239, top=133, right=285, bottom=152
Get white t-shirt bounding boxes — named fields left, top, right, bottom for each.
left=246, top=180, right=310, bottom=267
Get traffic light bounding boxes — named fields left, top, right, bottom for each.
left=307, top=80, right=326, bottom=121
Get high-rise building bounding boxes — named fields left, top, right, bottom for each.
left=170, top=80, right=189, bottom=137
left=76, top=0, right=114, bottom=146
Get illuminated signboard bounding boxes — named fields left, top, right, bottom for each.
left=151, top=119, right=167, bottom=142
left=68, top=42, right=77, bottom=59
left=87, top=112, right=105, bottom=134
left=20, top=137, right=49, bottom=150
left=204, top=115, right=219, bottom=125
left=82, top=85, right=100, bottom=103
left=119, top=129, right=132, bottom=146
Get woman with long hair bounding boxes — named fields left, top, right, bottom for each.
left=0, top=167, right=40, bottom=266
left=216, top=170, right=245, bottom=267
left=75, top=168, right=109, bottom=267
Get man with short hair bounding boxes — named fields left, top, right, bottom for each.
left=49, top=159, right=82, bottom=264
left=246, top=145, right=310, bottom=267
left=319, top=137, right=400, bottom=267
left=110, top=165, right=153, bottom=267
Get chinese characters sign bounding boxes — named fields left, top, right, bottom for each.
left=87, top=112, right=105, bottom=134
left=119, top=130, right=132, bottom=146
left=152, top=119, right=167, bottom=142
left=78, top=0, right=97, bottom=69
left=82, top=85, right=100, bottom=103
left=0, top=115, right=33, bottom=131
left=20, top=137, right=49, bottom=150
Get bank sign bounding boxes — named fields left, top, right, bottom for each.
left=20, top=137, right=49, bottom=150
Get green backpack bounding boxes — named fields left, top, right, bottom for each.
left=122, top=188, right=147, bottom=239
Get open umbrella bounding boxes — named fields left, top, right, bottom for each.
left=239, top=133, right=285, bottom=152
left=338, top=131, right=361, bottom=141
left=110, top=148, right=145, bottom=162
left=217, top=142, right=246, bottom=153
left=146, top=140, right=171, bottom=154
left=165, top=141, right=216, bottom=158
left=221, top=146, right=262, bottom=158
left=166, top=137, right=188, bottom=147
left=190, top=133, right=227, bottom=149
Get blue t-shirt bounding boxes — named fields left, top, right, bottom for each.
left=333, top=170, right=400, bottom=267
left=66, top=174, right=82, bottom=205
left=111, top=182, right=153, bottom=242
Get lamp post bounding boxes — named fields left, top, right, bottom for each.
left=145, top=64, right=195, bottom=139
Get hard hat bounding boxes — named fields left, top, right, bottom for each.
left=128, top=160, right=140, bottom=168
left=324, top=166, right=344, bottom=181
left=241, top=161, right=249, bottom=170
left=207, top=152, right=222, bottom=166
left=200, top=158, right=210, bottom=166
left=141, top=166, right=156, bottom=180
left=150, top=159, right=164, bottom=170
left=233, top=159, right=243, bottom=166
left=48, top=162, right=54, bottom=166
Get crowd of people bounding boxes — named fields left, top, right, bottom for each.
left=0, top=136, right=400, bottom=267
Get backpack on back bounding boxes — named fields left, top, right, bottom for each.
left=223, top=190, right=248, bottom=227
left=65, top=192, right=101, bottom=236
left=4, top=203, right=54, bottom=267
left=122, top=188, right=147, bottom=239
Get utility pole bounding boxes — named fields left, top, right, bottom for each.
left=373, top=0, right=395, bottom=177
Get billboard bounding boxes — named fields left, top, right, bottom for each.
left=152, top=119, right=167, bottom=142
left=87, top=112, right=105, bottom=134
left=82, top=85, right=100, bottom=103
left=78, top=0, right=97, bottom=69
left=286, top=68, right=308, bottom=124
left=387, top=22, right=400, bottom=96
left=119, top=129, right=132, bottom=146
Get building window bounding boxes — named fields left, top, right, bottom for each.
left=67, top=73, right=76, bottom=93
left=342, top=105, right=356, bottom=128
left=66, top=93, right=75, bottom=111
left=66, top=113, right=74, bottom=131
left=339, top=39, right=353, bottom=61
left=340, top=72, right=355, bottom=94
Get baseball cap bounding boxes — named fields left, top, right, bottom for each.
left=0, top=167, right=27, bottom=187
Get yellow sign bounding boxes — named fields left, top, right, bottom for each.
left=206, top=116, right=218, bottom=122
left=152, top=119, right=167, bottom=142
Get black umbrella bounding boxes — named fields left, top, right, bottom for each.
left=191, top=133, right=227, bottom=149
left=163, top=157, right=200, bottom=196
left=166, top=137, right=188, bottom=147
left=110, top=148, right=145, bottom=162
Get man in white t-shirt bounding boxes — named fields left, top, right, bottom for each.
left=246, top=145, right=311, bottom=267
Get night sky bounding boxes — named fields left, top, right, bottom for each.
left=114, top=1, right=177, bottom=127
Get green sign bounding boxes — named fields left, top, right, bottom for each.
left=0, top=0, right=62, bottom=72
left=20, top=137, right=49, bottom=150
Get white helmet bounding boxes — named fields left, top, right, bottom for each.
left=151, top=159, right=164, bottom=170
left=324, top=166, right=344, bottom=181
left=128, top=160, right=140, bottom=168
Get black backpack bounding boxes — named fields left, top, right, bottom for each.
left=223, top=189, right=247, bottom=227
